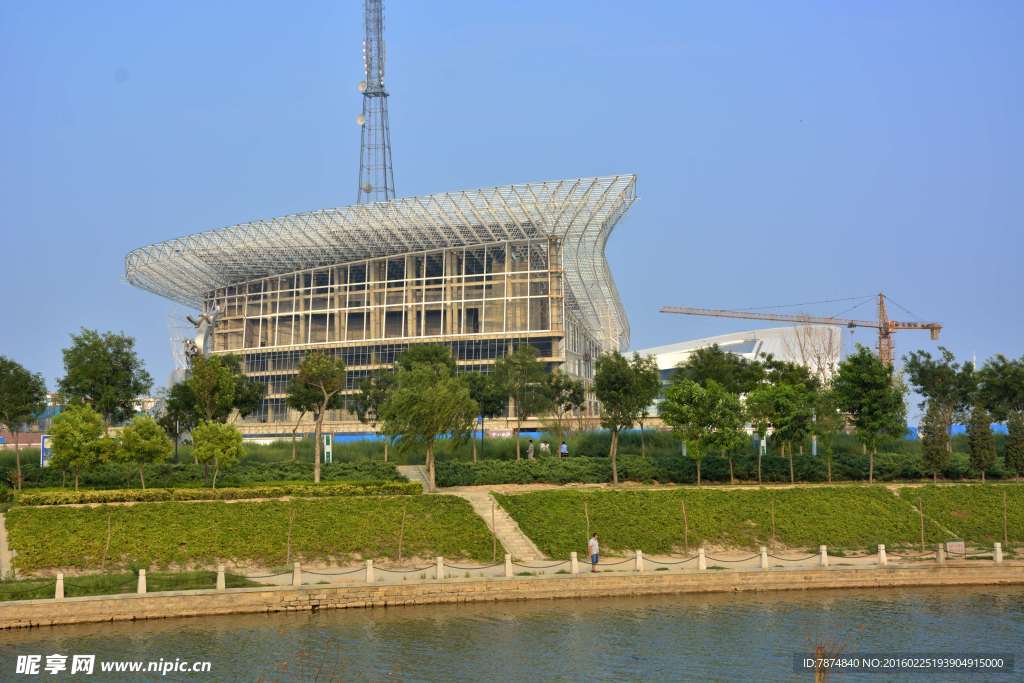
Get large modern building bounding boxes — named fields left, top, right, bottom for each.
left=125, top=175, right=636, bottom=434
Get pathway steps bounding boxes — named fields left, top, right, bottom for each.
left=449, top=490, right=546, bottom=561
left=396, top=465, right=433, bottom=493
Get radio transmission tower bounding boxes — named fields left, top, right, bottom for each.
left=356, top=0, right=395, bottom=203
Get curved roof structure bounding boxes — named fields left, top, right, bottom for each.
left=125, top=174, right=637, bottom=348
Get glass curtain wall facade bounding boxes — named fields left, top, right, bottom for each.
left=203, top=238, right=602, bottom=427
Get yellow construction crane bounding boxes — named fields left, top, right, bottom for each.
left=660, top=293, right=941, bottom=366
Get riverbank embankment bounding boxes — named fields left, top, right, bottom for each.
left=3, top=562, right=1022, bottom=630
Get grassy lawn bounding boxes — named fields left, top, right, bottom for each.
left=0, top=571, right=258, bottom=602
left=6, top=495, right=500, bottom=572
left=494, top=487, right=971, bottom=557
left=901, top=484, right=1024, bottom=545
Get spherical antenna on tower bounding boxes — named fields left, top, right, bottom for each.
left=358, top=80, right=367, bottom=93
left=362, top=182, right=373, bottom=193
left=357, top=114, right=366, bottom=126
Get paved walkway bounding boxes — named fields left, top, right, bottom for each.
left=448, top=489, right=546, bottom=561
left=396, top=465, right=433, bottom=493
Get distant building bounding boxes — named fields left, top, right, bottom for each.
left=633, top=325, right=842, bottom=415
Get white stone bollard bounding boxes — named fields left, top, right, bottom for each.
left=570, top=551, right=579, bottom=575
left=292, top=562, right=302, bottom=587
left=436, top=557, right=445, bottom=580
left=994, top=543, right=1003, bottom=564
left=819, top=545, right=829, bottom=568
left=55, top=572, right=64, bottom=600
left=365, top=559, right=375, bottom=583
left=504, top=553, right=513, bottom=578
left=878, top=544, right=888, bottom=567
left=635, top=550, right=644, bottom=573
left=697, top=547, right=707, bottom=571
left=137, top=569, right=147, bottom=594
left=216, top=565, right=226, bottom=591
left=936, top=544, right=946, bottom=565
left=760, top=546, right=768, bottom=570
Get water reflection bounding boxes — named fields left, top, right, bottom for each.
left=1, top=587, right=1021, bottom=681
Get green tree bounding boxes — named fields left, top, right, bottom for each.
left=546, top=371, right=584, bottom=448
left=119, top=414, right=173, bottom=489
left=464, top=371, right=506, bottom=462
left=746, top=386, right=773, bottom=484
left=353, top=371, right=396, bottom=462
left=187, top=355, right=238, bottom=423
left=291, top=352, right=347, bottom=483
left=833, top=345, right=907, bottom=483
left=631, top=354, right=662, bottom=457
left=232, top=374, right=267, bottom=422
left=904, top=347, right=976, bottom=453
left=920, top=400, right=949, bottom=482
left=977, top=355, right=1024, bottom=480
left=966, top=403, right=996, bottom=481
left=192, top=421, right=243, bottom=489
left=49, top=404, right=105, bottom=490
left=380, top=363, right=477, bottom=490
left=494, top=346, right=551, bottom=461
left=397, top=345, right=457, bottom=373
left=58, top=329, right=152, bottom=430
left=813, top=388, right=845, bottom=484
left=158, top=382, right=200, bottom=463
left=284, top=379, right=321, bottom=462
left=594, top=351, right=644, bottom=484
left=676, top=345, right=764, bottom=394
left=1005, top=411, right=1024, bottom=480
left=743, top=382, right=812, bottom=483
left=0, top=356, right=47, bottom=490
left=661, top=379, right=744, bottom=485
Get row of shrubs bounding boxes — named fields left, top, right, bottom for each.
left=14, top=481, right=422, bottom=506
left=1, top=460, right=402, bottom=490
left=436, top=449, right=1018, bottom=487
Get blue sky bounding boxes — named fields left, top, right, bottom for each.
left=1, top=1, right=1021, bottom=401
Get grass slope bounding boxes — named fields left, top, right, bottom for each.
left=494, top=487, right=970, bottom=557
left=901, top=484, right=1024, bottom=545
left=7, top=495, right=499, bottom=572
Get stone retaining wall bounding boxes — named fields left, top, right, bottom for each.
left=2, top=563, right=1022, bottom=630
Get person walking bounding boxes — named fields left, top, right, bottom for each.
left=526, top=439, right=535, bottom=460
left=539, top=440, right=550, bottom=455
left=588, top=533, right=600, bottom=572
left=559, top=441, right=569, bottom=458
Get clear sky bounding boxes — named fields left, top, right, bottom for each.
left=1, top=1, right=1021, bottom=405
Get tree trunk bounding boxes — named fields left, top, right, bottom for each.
left=313, top=409, right=324, bottom=484
left=515, top=425, right=521, bottom=462
left=933, top=471, right=938, bottom=483
left=640, top=422, right=646, bottom=457
left=696, top=458, right=701, bottom=486
left=788, top=445, right=794, bottom=484
left=981, top=470, right=986, bottom=482
left=757, top=439, right=763, bottom=485
left=426, top=441, right=436, bottom=490
left=14, top=433, right=22, bottom=491
left=291, top=411, right=305, bottom=462
left=610, top=430, right=619, bottom=485
left=471, top=434, right=477, bottom=463
left=74, top=472, right=79, bottom=491
left=139, top=464, right=146, bottom=490
left=827, top=455, right=832, bottom=484
left=728, top=453, right=735, bottom=485
left=212, top=457, right=219, bottom=489
left=869, top=447, right=875, bottom=483
left=384, top=440, right=389, bottom=463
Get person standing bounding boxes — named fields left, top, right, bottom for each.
left=526, top=439, right=535, bottom=460
left=559, top=441, right=569, bottom=458
left=539, top=440, right=550, bottom=455
left=588, top=533, right=599, bottom=572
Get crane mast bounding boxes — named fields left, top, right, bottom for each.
left=356, top=0, right=395, bottom=203
left=660, top=293, right=941, bottom=366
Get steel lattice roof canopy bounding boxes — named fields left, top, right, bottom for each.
left=125, top=174, right=636, bottom=346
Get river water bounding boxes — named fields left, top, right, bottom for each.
left=2, top=586, right=1021, bottom=681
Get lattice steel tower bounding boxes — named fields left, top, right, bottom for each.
left=356, top=0, right=395, bottom=203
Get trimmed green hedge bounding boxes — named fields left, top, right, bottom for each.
left=2, top=460, right=402, bottom=490
left=6, top=495, right=500, bottom=571
left=436, top=451, right=987, bottom=487
left=15, top=481, right=421, bottom=506
left=494, top=487, right=958, bottom=556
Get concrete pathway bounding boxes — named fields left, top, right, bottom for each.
left=396, top=465, right=433, bottom=493
left=449, top=490, right=546, bottom=561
